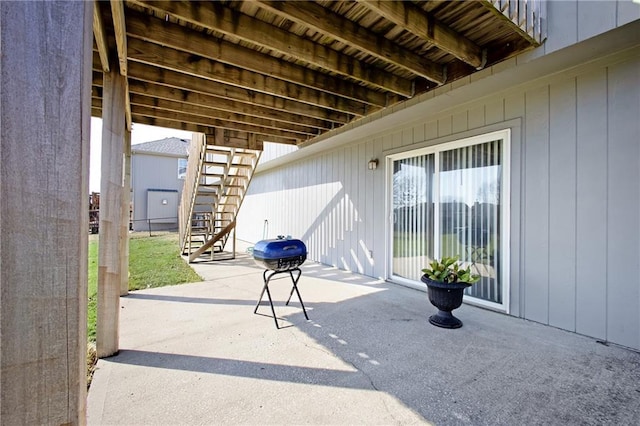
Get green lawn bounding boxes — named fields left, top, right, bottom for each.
left=393, top=231, right=496, bottom=259
left=87, top=232, right=202, bottom=342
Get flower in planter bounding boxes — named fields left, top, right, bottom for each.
left=422, top=256, right=480, bottom=285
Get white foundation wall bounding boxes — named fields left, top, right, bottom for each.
left=238, top=23, right=640, bottom=350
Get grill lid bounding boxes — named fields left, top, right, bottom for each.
left=253, top=237, right=307, bottom=271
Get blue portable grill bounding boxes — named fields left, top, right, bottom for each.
left=252, top=236, right=309, bottom=328
left=253, top=237, right=307, bottom=271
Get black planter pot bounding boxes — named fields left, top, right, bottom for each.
left=421, top=275, right=470, bottom=329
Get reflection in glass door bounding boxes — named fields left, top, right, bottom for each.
left=391, top=154, right=434, bottom=282
left=390, top=131, right=508, bottom=309
left=439, top=141, right=502, bottom=305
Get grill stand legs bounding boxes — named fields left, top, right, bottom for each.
left=254, top=268, right=308, bottom=329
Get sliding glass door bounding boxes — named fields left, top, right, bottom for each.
left=391, top=154, right=435, bottom=282
left=390, top=130, right=509, bottom=310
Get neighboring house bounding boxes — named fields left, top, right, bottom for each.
left=238, top=4, right=640, bottom=351
left=131, top=137, right=190, bottom=232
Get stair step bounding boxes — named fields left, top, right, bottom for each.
left=201, top=173, right=248, bottom=179
left=203, top=161, right=252, bottom=169
left=205, top=147, right=257, bottom=156
left=190, top=227, right=209, bottom=232
left=199, top=183, right=244, bottom=189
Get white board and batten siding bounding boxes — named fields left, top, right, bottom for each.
left=238, top=6, right=640, bottom=351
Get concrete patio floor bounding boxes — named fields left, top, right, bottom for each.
left=87, top=244, right=640, bottom=425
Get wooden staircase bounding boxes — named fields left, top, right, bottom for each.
left=179, top=133, right=261, bottom=262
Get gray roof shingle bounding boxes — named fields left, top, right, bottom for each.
left=131, top=137, right=190, bottom=157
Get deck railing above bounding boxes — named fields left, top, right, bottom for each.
left=487, top=0, right=547, bottom=45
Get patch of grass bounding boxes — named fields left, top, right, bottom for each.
left=87, top=232, right=202, bottom=343
left=88, top=237, right=98, bottom=342
left=128, top=232, right=202, bottom=290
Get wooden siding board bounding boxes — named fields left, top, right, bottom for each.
left=346, top=146, right=356, bottom=272
left=330, top=152, right=340, bottom=266
left=357, top=143, right=367, bottom=274
left=335, top=150, right=345, bottom=268
left=309, top=159, right=316, bottom=243
left=402, top=128, right=413, bottom=147
left=452, top=110, right=468, bottom=134
left=332, top=151, right=339, bottom=267
left=345, top=146, right=352, bottom=272
left=575, top=70, right=608, bottom=340
left=327, top=153, right=334, bottom=264
left=296, top=162, right=304, bottom=244
left=308, top=159, right=315, bottom=241
left=485, top=99, right=505, bottom=126
left=606, top=58, right=640, bottom=349
left=365, top=141, right=375, bottom=277
left=352, top=145, right=361, bottom=273
left=509, top=120, right=524, bottom=317
left=505, top=93, right=525, bottom=121
left=545, top=0, right=578, bottom=54
left=548, top=78, right=578, bottom=331
left=392, top=130, right=402, bottom=149
left=523, top=87, right=550, bottom=324
left=437, top=117, right=452, bottom=137
left=310, top=159, right=316, bottom=258
left=413, top=122, right=425, bottom=144
left=319, top=154, right=327, bottom=264
left=425, top=121, right=438, bottom=141
left=468, top=105, right=485, bottom=130
left=382, top=133, right=394, bottom=151
left=617, top=0, right=640, bottom=26
left=316, top=157, right=323, bottom=261
left=577, top=0, right=617, bottom=42
left=373, top=136, right=385, bottom=278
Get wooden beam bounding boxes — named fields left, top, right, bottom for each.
left=125, top=11, right=395, bottom=106
left=357, top=0, right=485, bottom=69
left=127, top=38, right=371, bottom=116
left=127, top=61, right=357, bottom=123
left=110, top=0, right=132, bottom=130
left=1, top=1, right=92, bottom=422
left=211, top=129, right=263, bottom=151
left=129, top=93, right=319, bottom=137
left=120, top=129, right=131, bottom=296
left=109, top=0, right=127, bottom=76
left=94, top=72, right=337, bottom=130
left=131, top=104, right=302, bottom=143
left=252, top=0, right=445, bottom=84
left=92, top=0, right=110, bottom=72
left=129, top=0, right=413, bottom=96
left=132, top=115, right=282, bottom=147
left=127, top=79, right=334, bottom=131
left=97, top=68, right=126, bottom=358
left=132, top=115, right=214, bottom=134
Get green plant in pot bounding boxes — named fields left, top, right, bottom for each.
left=421, top=256, right=479, bottom=329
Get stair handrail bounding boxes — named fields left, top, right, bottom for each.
left=178, top=133, right=207, bottom=253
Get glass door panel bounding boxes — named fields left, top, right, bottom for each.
left=439, top=141, right=502, bottom=304
left=391, top=154, right=434, bottom=281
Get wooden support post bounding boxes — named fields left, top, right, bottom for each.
left=97, top=67, right=126, bottom=358
left=0, top=1, right=93, bottom=424
left=121, top=129, right=131, bottom=296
